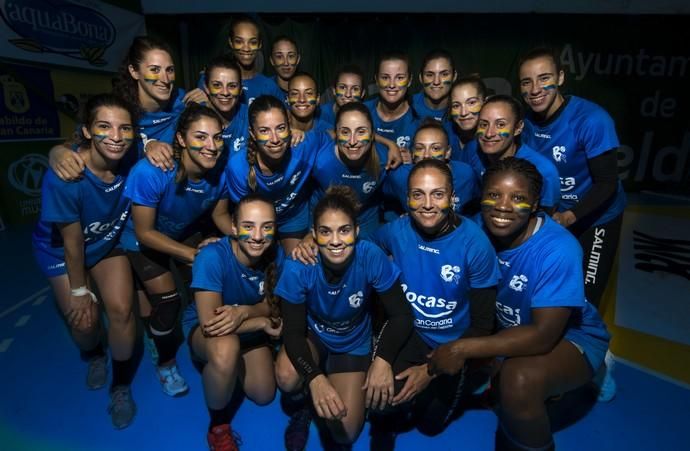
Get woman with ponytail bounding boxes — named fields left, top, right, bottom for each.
left=184, top=194, right=283, bottom=451
left=120, top=103, right=231, bottom=397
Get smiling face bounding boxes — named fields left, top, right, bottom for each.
left=481, top=170, right=538, bottom=247
left=419, top=57, right=455, bottom=102
left=251, top=107, right=291, bottom=163
left=412, top=126, right=450, bottom=163
left=177, top=116, right=224, bottom=172
left=376, top=58, right=410, bottom=105
left=83, top=106, right=134, bottom=162
left=407, top=167, right=454, bottom=234
left=270, top=39, right=300, bottom=81
left=450, top=83, right=484, bottom=132
left=229, top=21, right=261, bottom=68
left=205, top=66, right=241, bottom=114
left=288, top=75, right=319, bottom=120
left=336, top=110, right=373, bottom=165
left=518, top=55, right=564, bottom=119
left=477, top=101, right=523, bottom=159
left=232, top=200, right=276, bottom=263
left=333, top=72, right=364, bottom=107
left=129, top=49, right=175, bottom=106
left=313, top=208, right=358, bottom=269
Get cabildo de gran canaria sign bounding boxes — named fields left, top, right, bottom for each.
left=0, top=0, right=145, bottom=72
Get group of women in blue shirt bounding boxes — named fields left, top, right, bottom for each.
left=34, top=14, right=625, bottom=451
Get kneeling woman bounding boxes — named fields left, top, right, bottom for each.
left=122, top=103, right=233, bottom=397
left=185, top=194, right=282, bottom=450
left=32, top=94, right=138, bottom=428
left=428, top=157, right=611, bottom=451
left=275, top=186, right=413, bottom=448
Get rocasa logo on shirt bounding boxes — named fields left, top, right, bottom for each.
left=83, top=217, right=119, bottom=239
left=497, top=301, right=521, bottom=327
left=400, top=283, right=457, bottom=318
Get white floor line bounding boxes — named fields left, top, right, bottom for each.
left=616, top=356, right=690, bottom=391
left=0, top=286, right=49, bottom=320
left=32, top=295, right=47, bottom=306
left=0, top=338, right=14, bottom=353
left=14, top=315, right=30, bottom=327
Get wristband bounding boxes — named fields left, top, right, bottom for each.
left=143, top=138, right=157, bottom=153
left=71, top=286, right=98, bottom=304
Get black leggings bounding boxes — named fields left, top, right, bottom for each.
left=576, top=213, right=623, bottom=310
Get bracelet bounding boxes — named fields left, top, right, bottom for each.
left=142, top=137, right=157, bottom=153
left=70, top=286, right=98, bottom=304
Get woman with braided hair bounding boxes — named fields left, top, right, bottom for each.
left=183, top=193, right=283, bottom=451
left=428, top=157, right=610, bottom=451
left=225, top=95, right=332, bottom=254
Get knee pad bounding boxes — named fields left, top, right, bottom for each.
left=148, top=290, right=181, bottom=335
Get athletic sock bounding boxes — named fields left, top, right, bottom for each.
left=208, top=405, right=232, bottom=430
left=81, top=342, right=105, bottom=361
left=153, top=331, right=179, bottom=365
left=111, top=356, right=137, bottom=388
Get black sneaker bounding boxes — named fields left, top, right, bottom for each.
left=108, top=385, right=136, bottom=429
left=285, top=407, right=311, bottom=451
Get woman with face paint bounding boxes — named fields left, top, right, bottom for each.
left=183, top=194, right=282, bottom=450
left=385, top=119, right=480, bottom=216
left=319, top=65, right=367, bottom=127
left=270, top=35, right=301, bottom=99
left=202, top=54, right=250, bottom=158
left=448, top=75, right=487, bottom=168
left=49, top=36, right=192, bottom=181
left=365, top=53, right=420, bottom=154
left=195, top=15, right=283, bottom=107
left=475, top=95, right=561, bottom=213
left=412, top=49, right=457, bottom=124
left=369, top=159, right=500, bottom=447
left=518, top=48, right=625, bottom=403
left=428, top=157, right=611, bottom=451
left=226, top=95, right=333, bottom=254
left=121, top=104, right=232, bottom=398
left=275, top=186, right=413, bottom=450
left=32, top=94, right=139, bottom=429
left=287, top=72, right=332, bottom=133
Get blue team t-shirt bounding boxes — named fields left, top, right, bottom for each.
left=221, top=102, right=250, bottom=156
left=226, top=130, right=331, bottom=233
left=384, top=160, right=479, bottom=215
left=371, top=216, right=500, bottom=348
left=365, top=98, right=419, bottom=150
left=121, top=159, right=228, bottom=250
left=274, top=240, right=401, bottom=354
left=312, top=141, right=389, bottom=236
left=318, top=101, right=337, bottom=126
left=491, top=214, right=610, bottom=356
left=33, top=165, right=131, bottom=271
left=522, top=96, right=626, bottom=224
left=137, top=88, right=187, bottom=153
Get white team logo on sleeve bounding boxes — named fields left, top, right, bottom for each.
left=348, top=291, right=364, bottom=308
left=509, top=274, right=528, bottom=292
left=552, top=145, right=567, bottom=163
left=440, top=265, right=461, bottom=284
left=362, top=181, right=377, bottom=194
left=258, top=281, right=265, bottom=295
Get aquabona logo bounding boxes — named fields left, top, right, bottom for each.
left=1, top=0, right=116, bottom=67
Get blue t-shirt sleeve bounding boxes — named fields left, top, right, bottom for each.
left=465, top=223, right=501, bottom=288
left=532, top=240, right=585, bottom=309
left=40, top=170, right=81, bottom=224
left=577, top=106, right=620, bottom=159
left=124, top=162, right=166, bottom=207
left=273, top=259, right=309, bottom=304
left=225, top=154, right=249, bottom=203
left=535, top=158, right=561, bottom=209
left=365, top=243, right=401, bottom=292
left=190, top=243, right=225, bottom=292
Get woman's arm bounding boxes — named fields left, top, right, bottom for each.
left=428, top=307, right=571, bottom=375
left=59, top=221, right=96, bottom=328
left=132, top=204, right=198, bottom=263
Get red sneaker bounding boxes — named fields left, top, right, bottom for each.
left=207, top=424, right=241, bottom=451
